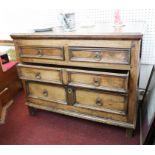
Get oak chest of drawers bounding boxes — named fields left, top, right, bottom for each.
left=11, top=31, right=142, bottom=135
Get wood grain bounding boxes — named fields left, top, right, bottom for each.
left=66, top=68, right=129, bottom=93
left=27, top=81, right=67, bottom=105
left=11, top=33, right=143, bottom=40
left=18, top=64, right=63, bottom=84
left=27, top=98, right=128, bottom=123
left=69, top=47, right=130, bottom=65
left=128, top=40, right=141, bottom=125
left=75, top=88, right=127, bottom=115
left=11, top=33, right=142, bottom=132
left=20, top=46, right=64, bottom=60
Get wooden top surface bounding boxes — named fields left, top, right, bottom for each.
left=11, top=23, right=143, bottom=40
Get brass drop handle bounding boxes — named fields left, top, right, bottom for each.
left=35, top=72, right=41, bottom=79
left=94, top=52, right=102, bottom=60
left=96, top=97, right=103, bottom=106
left=93, top=77, right=101, bottom=87
left=43, top=89, right=48, bottom=97
left=37, top=49, right=43, bottom=57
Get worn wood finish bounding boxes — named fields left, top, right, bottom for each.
left=69, top=47, right=130, bottom=65
left=27, top=97, right=127, bottom=122
left=66, top=68, right=129, bottom=93
left=20, top=57, right=130, bottom=70
left=74, top=88, right=128, bottom=115
left=128, top=41, right=141, bottom=125
left=13, top=39, right=133, bottom=48
left=11, top=32, right=142, bottom=132
left=11, top=33, right=143, bottom=40
left=19, top=46, right=64, bottom=60
left=18, top=64, right=129, bottom=93
left=26, top=81, right=67, bottom=105
left=26, top=102, right=133, bottom=128
left=17, top=64, right=63, bottom=84
left=14, top=39, right=132, bottom=70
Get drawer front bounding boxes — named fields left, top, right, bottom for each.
left=66, top=69, right=129, bottom=93
left=69, top=47, right=130, bottom=65
left=18, top=65, right=62, bottom=84
left=26, top=82, right=67, bottom=104
left=19, top=46, right=64, bottom=60
left=74, top=88, right=128, bottom=115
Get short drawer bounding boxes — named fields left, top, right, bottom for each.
left=19, top=46, right=64, bottom=60
left=26, top=82, right=67, bottom=104
left=18, top=64, right=63, bottom=84
left=69, top=46, right=130, bottom=65
left=74, top=88, right=128, bottom=115
left=66, top=69, right=129, bottom=93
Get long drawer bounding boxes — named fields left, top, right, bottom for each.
left=17, top=44, right=131, bottom=70
left=18, top=64, right=129, bottom=93
left=26, top=81, right=128, bottom=115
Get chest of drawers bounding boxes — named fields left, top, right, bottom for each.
left=11, top=32, right=142, bottom=135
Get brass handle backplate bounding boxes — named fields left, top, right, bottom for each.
left=37, top=49, right=43, bottom=57
left=35, top=72, right=41, bottom=79
left=94, top=52, right=102, bottom=61
left=96, top=97, right=103, bottom=106
left=68, top=88, right=73, bottom=94
left=67, top=87, right=75, bottom=105
left=93, top=77, right=101, bottom=87
left=43, top=89, right=48, bottom=97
